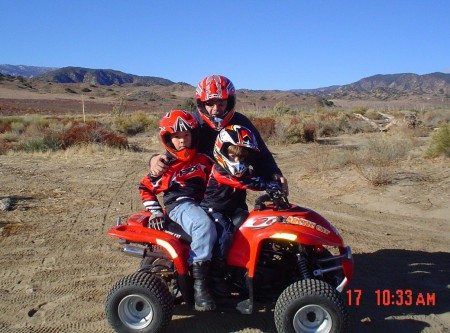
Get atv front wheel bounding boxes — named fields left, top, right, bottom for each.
left=274, top=279, right=348, bottom=333
left=105, top=271, right=174, bottom=333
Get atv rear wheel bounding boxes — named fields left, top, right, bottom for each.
left=105, top=271, right=174, bottom=333
left=274, top=279, right=348, bottom=333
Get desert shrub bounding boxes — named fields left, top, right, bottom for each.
left=0, top=122, right=12, bottom=134
left=351, top=132, right=413, bottom=185
left=177, top=99, right=196, bottom=113
left=304, top=143, right=352, bottom=173
left=22, top=122, right=47, bottom=140
left=62, top=121, right=128, bottom=149
left=424, top=123, right=450, bottom=158
left=248, top=117, right=276, bottom=142
left=113, top=111, right=154, bottom=135
left=19, top=132, right=63, bottom=152
left=351, top=107, right=369, bottom=115
left=314, top=110, right=359, bottom=137
left=1, top=131, right=20, bottom=142
left=10, top=122, right=26, bottom=135
left=284, top=122, right=307, bottom=144
left=269, top=115, right=315, bottom=144
left=0, top=116, right=25, bottom=127
left=419, top=109, right=450, bottom=129
left=65, top=88, right=77, bottom=94
left=364, top=109, right=384, bottom=120
left=111, top=95, right=127, bottom=117
left=0, top=138, right=9, bottom=155
left=274, top=101, right=291, bottom=115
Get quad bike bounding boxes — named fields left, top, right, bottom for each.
left=105, top=184, right=354, bottom=333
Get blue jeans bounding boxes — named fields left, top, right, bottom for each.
left=168, top=201, right=217, bottom=264
left=209, top=211, right=235, bottom=259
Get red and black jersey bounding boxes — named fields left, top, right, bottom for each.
left=139, top=153, right=213, bottom=213
left=201, top=164, right=266, bottom=215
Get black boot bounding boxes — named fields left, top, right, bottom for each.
left=210, top=258, right=231, bottom=297
left=192, top=261, right=216, bottom=311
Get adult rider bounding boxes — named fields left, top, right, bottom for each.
left=149, top=74, right=288, bottom=194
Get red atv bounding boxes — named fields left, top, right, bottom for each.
left=105, top=184, right=354, bottom=333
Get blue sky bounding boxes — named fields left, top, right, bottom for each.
left=1, top=1, right=449, bottom=90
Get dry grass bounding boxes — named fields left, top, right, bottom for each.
left=424, top=123, right=450, bottom=158
left=350, top=132, right=416, bottom=185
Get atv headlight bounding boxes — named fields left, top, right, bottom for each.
left=270, top=233, right=297, bottom=241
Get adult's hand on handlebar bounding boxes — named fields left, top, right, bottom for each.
left=273, top=174, right=289, bottom=196
left=279, top=176, right=289, bottom=196
left=149, top=154, right=169, bottom=177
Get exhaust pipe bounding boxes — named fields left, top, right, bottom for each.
left=122, top=245, right=146, bottom=258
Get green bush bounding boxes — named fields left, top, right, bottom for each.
left=19, top=133, right=63, bottom=152
left=177, top=99, right=196, bottom=113
left=113, top=111, right=155, bottom=135
left=424, top=123, right=450, bottom=158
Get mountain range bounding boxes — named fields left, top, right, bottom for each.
left=0, top=64, right=449, bottom=98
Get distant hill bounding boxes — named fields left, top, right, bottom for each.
left=1, top=64, right=448, bottom=97
left=291, top=73, right=449, bottom=98
left=290, top=85, right=340, bottom=94
left=34, top=66, right=178, bottom=87
left=341, top=72, right=448, bottom=93
left=327, top=73, right=449, bottom=100
left=0, top=64, right=58, bottom=77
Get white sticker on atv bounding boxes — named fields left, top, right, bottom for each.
left=242, top=216, right=279, bottom=229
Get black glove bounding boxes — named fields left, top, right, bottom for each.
left=147, top=210, right=165, bottom=230
left=244, top=176, right=266, bottom=191
left=266, top=181, right=282, bottom=192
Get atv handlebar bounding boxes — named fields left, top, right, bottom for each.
left=255, top=181, right=290, bottom=210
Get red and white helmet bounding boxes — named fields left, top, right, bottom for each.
left=195, top=75, right=236, bottom=131
left=213, top=125, right=259, bottom=177
left=159, top=110, right=198, bottom=161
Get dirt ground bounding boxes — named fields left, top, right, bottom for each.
left=0, top=133, right=449, bottom=333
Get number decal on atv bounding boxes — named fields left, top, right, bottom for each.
left=242, top=216, right=279, bottom=229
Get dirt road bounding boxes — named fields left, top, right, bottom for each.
left=0, top=137, right=449, bottom=333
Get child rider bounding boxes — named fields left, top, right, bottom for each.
left=139, top=110, right=217, bottom=311
left=200, top=124, right=269, bottom=295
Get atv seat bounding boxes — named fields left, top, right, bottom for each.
left=231, top=209, right=249, bottom=229
left=126, top=211, right=192, bottom=243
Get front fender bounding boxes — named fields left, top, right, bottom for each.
left=227, top=225, right=345, bottom=278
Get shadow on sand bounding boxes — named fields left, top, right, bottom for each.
left=163, top=249, right=449, bottom=333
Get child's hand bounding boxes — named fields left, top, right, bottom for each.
left=148, top=210, right=165, bottom=230
left=246, top=176, right=266, bottom=191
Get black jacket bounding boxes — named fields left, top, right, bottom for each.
left=201, top=164, right=266, bottom=215
left=193, top=110, right=282, bottom=180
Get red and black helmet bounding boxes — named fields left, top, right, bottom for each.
left=159, top=110, right=198, bottom=161
left=213, top=125, right=259, bottom=177
left=195, top=75, right=236, bottom=131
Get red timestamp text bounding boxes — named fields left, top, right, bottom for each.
left=346, top=289, right=436, bottom=307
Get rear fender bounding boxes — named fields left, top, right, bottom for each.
left=108, top=225, right=190, bottom=274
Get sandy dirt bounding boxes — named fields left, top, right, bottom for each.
left=0, top=134, right=449, bottom=333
